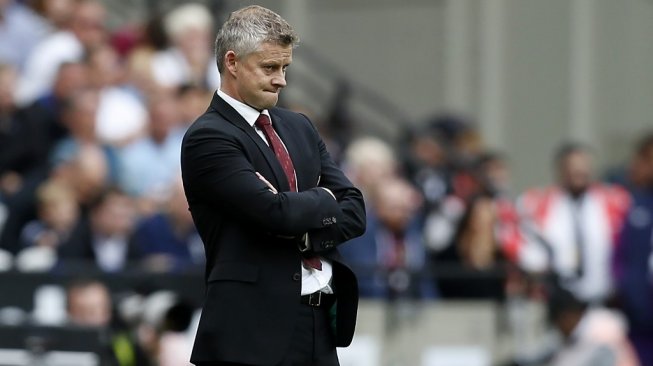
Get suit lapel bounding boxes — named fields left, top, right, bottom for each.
left=209, top=94, right=290, bottom=191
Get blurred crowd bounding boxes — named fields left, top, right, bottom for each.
left=0, top=0, right=213, bottom=269
left=2, top=0, right=653, bottom=365
left=0, top=0, right=215, bottom=364
left=339, top=119, right=653, bottom=366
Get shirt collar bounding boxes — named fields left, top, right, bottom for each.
left=217, top=89, right=270, bottom=127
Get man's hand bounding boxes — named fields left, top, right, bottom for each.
left=256, top=172, right=278, bottom=194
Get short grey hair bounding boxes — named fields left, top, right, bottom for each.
left=215, top=5, right=299, bottom=73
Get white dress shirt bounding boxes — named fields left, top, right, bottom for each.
left=216, top=89, right=333, bottom=295
left=92, top=235, right=128, bottom=272
left=518, top=188, right=619, bottom=302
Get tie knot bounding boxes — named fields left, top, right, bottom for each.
left=255, top=113, right=271, bottom=128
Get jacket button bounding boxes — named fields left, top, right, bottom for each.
left=292, top=273, right=301, bottom=281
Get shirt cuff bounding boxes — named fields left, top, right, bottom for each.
left=320, top=187, right=336, bottom=200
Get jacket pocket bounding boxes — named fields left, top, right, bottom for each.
left=208, top=262, right=259, bottom=283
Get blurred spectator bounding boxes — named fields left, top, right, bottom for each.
left=150, top=3, right=219, bottom=90
left=119, top=13, right=168, bottom=98
left=452, top=199, right=499, bottom=267
left=19, top=179, right=80, bottom=249
left=428, top=153, right=518, bottom=300
left=416, top=116, right=491, bottom=282
left=607, top=133, right=653, bottom=194
left=0, top=0, right=51, bottom=69
left=67, top=278, right=152, bottom=365
left=14, top=180, right=81, bottom=273
left=16, top=0, right=107, bottom=105
left=343, top=137, right=398, bottom=200
left=475, top=152, right=523, bottom=263
left=401, top=124, right=451, bottom=210
left=322, top=81, right=354, bottom=158
left=50, top=88, right=121, bottom=184
left=86, top=43, right=148, bottom=146
left=0, top=63, right=52, bottom=195
left=0, top=63, right=53, bottom=253
left=135, top=291, right=194, bottom=366
left=177, top=83, right=212, bottom=125
left=132, top=179, right=204, bottom=272
left=613, top=133, right=653, bottom=366
left=547, top=287, right=639, bottom=366
left=52, top=144, right=111, bottom=210
left=18, top=61, right=89, bottom=154
left=125, top=47, right=158, bottom=100
left=119, top=90, right=184, bottom=200
left=341, top=178, right=435, bottom=299
left=157, top=300, right=197, bottom=366
left=614, top=194, right=653, bottom=365
left=30, top=0, right=76, bottom=30
left=67, top=278, right=112, bottom=327
left=518, top=143, right=630, bottom=304
left=60, top=188, right=140, bottom=272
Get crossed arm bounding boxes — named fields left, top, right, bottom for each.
left=181, top=125, right=365, bottom=246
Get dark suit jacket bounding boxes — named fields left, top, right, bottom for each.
left=181, top=94, right=366, bottom=365
left=57, top=216, right=143, bottom=271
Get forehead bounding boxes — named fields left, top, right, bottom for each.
left=248, top=42, right=293, bottom=61
left=563, top=151, right=592, bottom=167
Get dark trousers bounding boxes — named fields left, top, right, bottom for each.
left=196, top=302, right=340, bottom=366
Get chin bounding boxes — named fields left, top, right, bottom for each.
left=247, top=93, right=279, bottom=110
left=260, top=99, right=278, bottom=110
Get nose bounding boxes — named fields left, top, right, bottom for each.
left=272, top=71, right=287, bottom=88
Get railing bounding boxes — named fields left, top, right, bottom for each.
left=285, top=44, right=414, bottom=142
left=0, top=262, right=554, bottom=366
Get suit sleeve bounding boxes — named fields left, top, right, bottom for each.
left=303, top=116, right=366, bottom=252
left=181, top=126, right=341, bottom=236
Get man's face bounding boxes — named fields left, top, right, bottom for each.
left=559, top=151, right=593, bottom=194
left=375, top=180, right=422, bottom=233
left=68, top=284, right=111, bottom=327
left=71, top=2, right=106, bottom=48
left=54, top=63, right=88, bottom=99
left=92, top=193, right=136, bottom=237
left=233, top=42, right=291, bottom=110
left=65, top=91, right=98, bottom=140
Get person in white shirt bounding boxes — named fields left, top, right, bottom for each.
left=16, top=0, right=106, bottom=106
left=518, top=143, right=630, bottom=304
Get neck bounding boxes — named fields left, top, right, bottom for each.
left=151, top=131, right=167, bottom=144
left=219, top=79, right=240, bottom=102
left=566, top=186, right=588, bottom=200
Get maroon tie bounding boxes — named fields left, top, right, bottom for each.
left=255, top=113, right=322, bottom=270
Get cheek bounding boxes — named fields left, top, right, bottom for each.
left=239, top=72, right=259, bottom=92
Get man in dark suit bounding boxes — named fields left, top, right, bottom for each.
left=180, top=5, right=366, bottom=366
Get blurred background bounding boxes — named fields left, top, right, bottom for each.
left=1, top=0, right=653, bottom=365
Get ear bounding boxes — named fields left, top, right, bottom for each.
left=225, top=51, right=238, bottom=77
